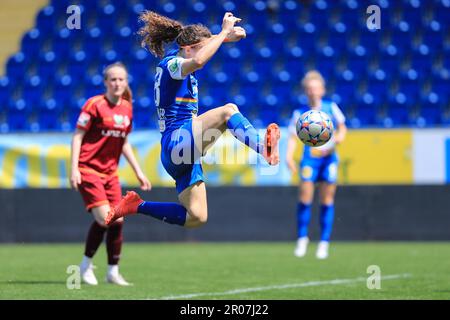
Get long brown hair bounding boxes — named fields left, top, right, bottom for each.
left=103, top=62, right=132, bottom=102
left=138, top=11, right=212, bottom=58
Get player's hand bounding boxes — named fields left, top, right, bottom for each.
left=137, top=172, right=152, bottom=191
left=70, top=168, right=82, bottom=191
left=225, top=26, right=246, bottom=42
left=286, top=158, right=298, bottom=174
left=221, top=12, right=241, bottom=34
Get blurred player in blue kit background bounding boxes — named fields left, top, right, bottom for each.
left=286, top=71, right=347, bottom=259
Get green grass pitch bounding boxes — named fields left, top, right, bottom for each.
left=1, top=242, right=449, bottom=300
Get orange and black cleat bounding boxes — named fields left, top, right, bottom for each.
left=105, top=191, right=144, bottom=225
left=263, top=123, right=281, bottom=166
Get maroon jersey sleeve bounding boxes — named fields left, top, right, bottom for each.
left=76, top=96, right=103, bottom=131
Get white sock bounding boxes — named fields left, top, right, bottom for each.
left=108, top=264, right=119, bottom=276
left=81, top=256, right=92, bottom=270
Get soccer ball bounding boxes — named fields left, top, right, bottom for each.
left=296, top=110, right=334, bottom=147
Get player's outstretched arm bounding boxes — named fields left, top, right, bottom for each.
left=181, top=12, right=241, bottom=77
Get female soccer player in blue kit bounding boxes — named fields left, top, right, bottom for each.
left=286, top=71, right=347, bottom=259
left=105, top=11, right=280, bottom=227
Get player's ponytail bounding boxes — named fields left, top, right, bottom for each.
left=138, top=11, right=212, bottom=58
left=138, top=11, right=184, bottom=58
left=122, top=85, right=133, bottom=103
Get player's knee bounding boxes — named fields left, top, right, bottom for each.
left=321, top=198, right=334, bottom=206
left=299, top=188, right=312, bottom=201
left=187, top=208, right=208, bottom=227
left=222, top=103, right=239, bottom=121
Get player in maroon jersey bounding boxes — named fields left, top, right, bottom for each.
left=70, top=62, right=151, bottom=286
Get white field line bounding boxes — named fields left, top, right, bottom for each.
left=148, top=273, right=412, bottom=300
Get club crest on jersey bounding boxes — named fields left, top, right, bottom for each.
left=113, top=114, right=130, bottom=129
left=168, top=60, right=179, bottom=73
left=77, top=112, right=90, bottom=127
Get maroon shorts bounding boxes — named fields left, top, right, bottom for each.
left=78, top=168, right=122, bottom=211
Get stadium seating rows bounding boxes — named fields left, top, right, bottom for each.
left=0, top=0, right=449, bottom=132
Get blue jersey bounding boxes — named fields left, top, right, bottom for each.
left=288, top=99, right=346, bottom=160
left=154, top=49, right=199, bottom=134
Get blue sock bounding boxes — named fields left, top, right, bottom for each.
left=320, top=204, right=335, bottom=242
left=137, top=202, right=187, bottom=226
left=297, top=202, right=311, bottom=239
left=227, top=112, right=263, bottom=154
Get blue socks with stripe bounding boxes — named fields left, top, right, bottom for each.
left=137, top=202, right=187, bottom=226
left=297, top=202, right=312, bottom=238
left=320, top=204, right=335, bottom=242
left=227, top=112, right=263, bottom=154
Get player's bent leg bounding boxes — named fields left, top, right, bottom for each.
left=192, top=103, right=238, bottom=153
left=106, top=191, right=189, bottom=227
left=194, top=103, right=280, bottom=165
left=178, top=181, right=208, bottom=228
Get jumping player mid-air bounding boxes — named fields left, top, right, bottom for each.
left=105, top=11, right=280, bottom=228
left=286, top=71, right=347, bottom=259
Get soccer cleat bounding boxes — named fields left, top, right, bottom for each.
left=106, top=273, right=132, bottom=286
left=80, top=263, right=98, bottom=286
left=105, top=191, right=143, bottom=225
left=316, top=241, right=329, bottom=259
left=294, top=237, right=309, bottom=258
left=263, top=123, right=281, bottom=165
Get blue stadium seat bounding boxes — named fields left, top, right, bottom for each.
left=346, top=47, right=369, bottom=76
left=334, top=79, right=356, bottom=108
left=2, top=0, right=449, bottom=131
left=0, top=77, right=10, bottom=112
left=431, top=77, right=450, bottom=104
left=421, top=28, right=444, bottom=50
left=354, top=106, right=378, bottom=126
left=433, top=1, right=450, bottom=27
left=419, top=104, right=443, bottom=126
left=308, top=1, right=330, bottom=25
left=327, top=22, right=350, bottom=54
left=387, top=106, right=411, bottom=126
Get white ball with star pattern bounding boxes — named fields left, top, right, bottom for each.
left=296, top=110, right=334, bottom=147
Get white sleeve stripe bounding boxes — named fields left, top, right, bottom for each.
left=331, top=102, right=346, bottom=124
left=167, top=57, right=187, bottom=80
